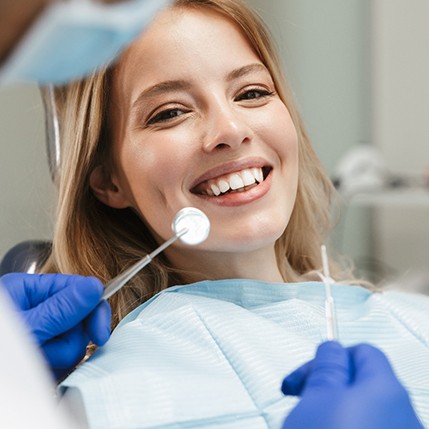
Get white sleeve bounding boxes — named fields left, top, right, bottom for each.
left=0, top=288, right=78, bottom=429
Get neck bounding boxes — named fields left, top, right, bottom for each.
left=166, top=245, right=284, bottom=284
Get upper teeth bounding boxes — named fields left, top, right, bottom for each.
left=203, top=167, right=264, bottom=196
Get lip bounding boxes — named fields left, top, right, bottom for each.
left=189, top=157, right=272, bottom=191
left=191, top=167, right=273, bottom=207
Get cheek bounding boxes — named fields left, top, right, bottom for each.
left=275, top=105, right=298, bottom=152
left=254, top=103, right=299, bottom=162
left=265, top=105, right=299, bottom=203
left=282, top=122, right=299, bottom=198
left=117, top=134, right=193, bottom=222
left=121, top=138, right=179, bottom=190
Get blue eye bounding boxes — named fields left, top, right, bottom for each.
left=148, top=108, right=186, bottom=125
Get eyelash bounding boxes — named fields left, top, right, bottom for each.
left=235, top=88, right=274, bottom=101
left=147, top=108, right=187, bottom=125
left=146, top=88, right=275, bottom=126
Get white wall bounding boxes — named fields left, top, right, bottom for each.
left=0, top=85, right=55, bottom=259
left=372, top=0, right=429, bottom=284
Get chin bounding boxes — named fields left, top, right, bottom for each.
left=209, top=226, right=286, bottom=253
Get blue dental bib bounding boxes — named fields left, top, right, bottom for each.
left=60, top=280, right=429, bottom=428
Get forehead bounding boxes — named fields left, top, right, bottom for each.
left=111, top=6, right=262, bottom=98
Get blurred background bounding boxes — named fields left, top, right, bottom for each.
left=1, top=0, right=428, bottom=290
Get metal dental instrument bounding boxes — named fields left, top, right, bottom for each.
left=102, top=207, right=210, bottom=300
left=320, top=245, right=339, bottom=341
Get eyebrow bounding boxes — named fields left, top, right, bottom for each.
left=225, top=63, right=270, bottom=81
left=131, top=80, right=191, bottom=112
left=131, top=63, right=270, bottom=112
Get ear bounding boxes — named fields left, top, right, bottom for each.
left=89, top=165, right=131, bottom=209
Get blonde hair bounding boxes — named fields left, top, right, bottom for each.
left=42, top=0, right=350, bottom=329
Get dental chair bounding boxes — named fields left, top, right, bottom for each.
left=0, top=87, right=58, bottom=276
left=0, top=240, right=52, bottom=275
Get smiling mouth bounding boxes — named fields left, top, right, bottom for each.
left=191, top=166, right=272, bottom=196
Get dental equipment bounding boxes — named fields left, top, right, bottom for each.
left=102, top=207, right=210, bottom=300
left=320, top=245, right=339, bottom=341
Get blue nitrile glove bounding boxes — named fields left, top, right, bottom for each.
left=281, top=341, right=423, bottom=429
left=0, top=273, right=111, bottom=380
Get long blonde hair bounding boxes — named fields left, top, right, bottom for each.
left=42, top=0, right=346, bottom=328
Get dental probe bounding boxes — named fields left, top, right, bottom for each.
left=102, top=207, right=210, bottom=300
left=321, top=245, right=339, bottom=341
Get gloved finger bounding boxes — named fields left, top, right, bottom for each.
left=349, top=344, right=398, bottom=384
left=301, top=341, right=351, bottom=393
left=281, top=361, right=313, bottom=396
left=1, top=273, right=89, bottom=309
left=0, top=273, right=31, bottom=308
left=349, top=344, right=425, bottom=429
left=42, top=325, right=90, bottom=371
left=282, top=341, right=350, bottom=396
left=25, top=276, right=104, bottom=343
left=0, top=273, right=54, bottom=309
left=84, top=300, right=112, bottom=346
left=32, top=274, right=91, bottom=305
left=1, top=273, right=100, bottom=309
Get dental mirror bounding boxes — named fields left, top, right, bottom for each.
left=102, top=207, right=210, bottom=300
left=172, top=207, right=211, bottom=245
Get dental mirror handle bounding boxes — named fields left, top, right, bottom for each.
left=321, top=245, right=339, bottom=341
left=325, top=296, right=338, bottom=341
left=102, top=228, right=187, bottom=300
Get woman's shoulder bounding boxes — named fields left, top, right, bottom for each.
left=378, top=288, right=429, bottom=315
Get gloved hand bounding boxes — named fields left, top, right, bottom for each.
left=0, top=273, right=111, bottom=380
left=281, top=341, right=423, bottom=429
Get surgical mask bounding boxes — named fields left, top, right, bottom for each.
left=0, top=0, right=172, bottom=86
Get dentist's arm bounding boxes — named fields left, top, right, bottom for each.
left=0, top=273, right=111, bottom=380
left=281, top=341, right=423, bottom=429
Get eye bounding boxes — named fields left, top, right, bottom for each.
left=147, top=108, right=187, bottom=125
left=235, top=88, right=274, bottom=102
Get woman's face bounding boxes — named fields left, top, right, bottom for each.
left=100, top=6, right=298, bottom=266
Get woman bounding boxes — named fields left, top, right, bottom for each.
left=44, top=0, right=340, bottom=328
left=43, top=1, right=429, bottom=427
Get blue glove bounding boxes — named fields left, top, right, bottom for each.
left=0, top=273, right=111, bottom=380
left=281, top=341, right=423, bottom=429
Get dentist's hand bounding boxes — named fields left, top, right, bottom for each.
left=0, top=273, right=111, bottom=380
left=281, top=341, right=423, bottom=429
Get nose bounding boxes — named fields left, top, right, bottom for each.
left=201, top=102, right=253, bottom=152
